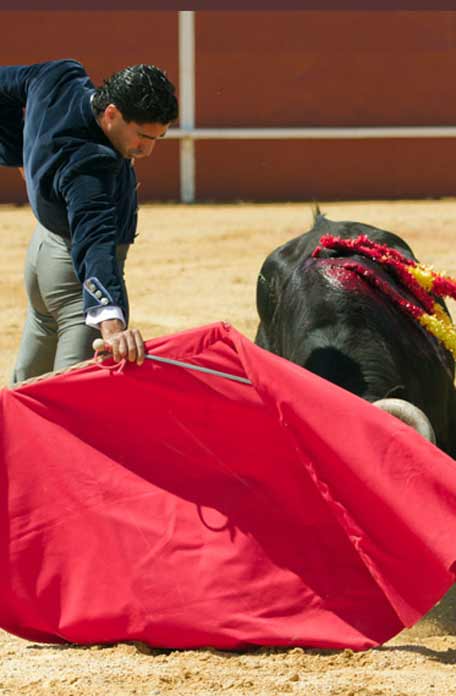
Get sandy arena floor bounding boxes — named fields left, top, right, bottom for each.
left=1, top=200, right=456, bottom=695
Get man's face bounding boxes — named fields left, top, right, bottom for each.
left=102, top=105, right=169, bottom=159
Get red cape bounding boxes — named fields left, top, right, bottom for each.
left=1, top=322, right=456, bottom=650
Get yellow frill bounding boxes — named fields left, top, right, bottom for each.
left=419, top=307, right=456, bottom=359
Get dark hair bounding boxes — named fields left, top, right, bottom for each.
left=92, top=64, right=178, bottom=124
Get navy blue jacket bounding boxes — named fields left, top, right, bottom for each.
left=0, top=59, right=138, bottom=319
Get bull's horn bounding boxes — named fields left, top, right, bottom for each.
left=373, top=398, right=436, bottom=444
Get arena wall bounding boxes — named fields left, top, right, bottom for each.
left=1, top=10, right=456, bottom=202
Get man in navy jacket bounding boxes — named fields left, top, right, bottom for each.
left=0, top=59, right=178, bottom=382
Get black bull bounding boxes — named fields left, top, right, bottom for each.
left=255, top=213, right=456, bottom=458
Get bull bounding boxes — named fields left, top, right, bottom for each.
left=255, top=210, right=456, bottom=457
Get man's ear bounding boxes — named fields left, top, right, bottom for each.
left=104, top=104, right=120, bottom=122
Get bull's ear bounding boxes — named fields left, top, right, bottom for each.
left=256, top=271, right=276, bottom=324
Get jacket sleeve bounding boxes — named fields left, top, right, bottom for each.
left=0, top=65, right=38, bottom=167
left=55, top=147, right=130, bottom=321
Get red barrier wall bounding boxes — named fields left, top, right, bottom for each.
left=0, top=11, right=179, bottom=203
left=197, top=11, right=456, bottom=127
left=1, top=11, right=456, bottom=202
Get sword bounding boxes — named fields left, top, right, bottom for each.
left=92, top=339, right=252, bottom=385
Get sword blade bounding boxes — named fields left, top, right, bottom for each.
left=143, top=354, right=252, bottom=385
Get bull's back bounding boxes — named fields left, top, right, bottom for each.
left=256, top=215, right=416, bottom=336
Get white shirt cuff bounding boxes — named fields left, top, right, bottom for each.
left=85, top=305, right=126, bottom=329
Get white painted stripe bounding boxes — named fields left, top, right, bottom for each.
left=167, top=126, right=456, bottom=140
left=178, top=11, right=196, bottom=203
left=180, top=138, right=195, bottom=202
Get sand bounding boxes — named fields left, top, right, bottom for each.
left=1, top=200, right=456, bottom=695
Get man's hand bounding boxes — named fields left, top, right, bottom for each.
left=99, top=319, right=145, bottom=365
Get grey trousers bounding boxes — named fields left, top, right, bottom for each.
left=12, top=223, right=129, bottom=385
